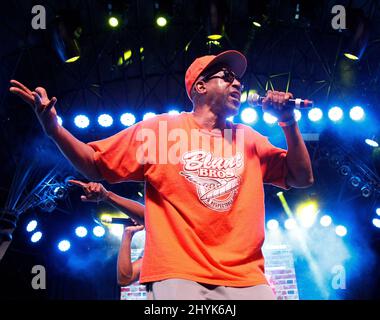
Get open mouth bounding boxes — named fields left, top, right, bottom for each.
left=230, top=92, right=241, bottom=100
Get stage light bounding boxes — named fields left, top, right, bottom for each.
left=57, top=115, right=63, bottom=126
left=308, top=108, right=323, bottom=122
left=294, top=109, right=301, bottom=122
left=320, top=215, right=332, bottom=227
left=39, top=198, right=57, bottom=213
left=241, top=108, right=258, bottom=124
left=138, top=191, right=143, bottom=198
left=205, top=0, right=227, bottom=41
left=156, top=16, right=167, bottom=27
left=226, top=116, right=234, bottom=122
left=253, top=21, right=262, bottom=28
left=168, top=110, right=180, bottom=115
left=240, top=91, right=248, bottom=103
left=349, top=106, right=364, bottom=121
left=58, top=240, right=71, bottom=252
left=117, top=49, right=133, bottom=67
left=263, top=112, right=277, bottom=125
left=120, top=113, right=136, bottom=127
left=361, top=183, right=373, bottom=198
left=296, top=201, right=318, bottom=228
left=338, top=165, right=351, bottom=176
left=75, top=226, right=88, bottom=238
left=110, top=224, right=124, bottom=238
left=335, top=225, right=347, bottom=237
left=98, top=114, right=113, bottom=127
left=143, top=112, right=156, bottom=120
left=93, top=225, right=105, bottom=237
left=343, top=9, right=369, bottom=61
left=365, top=139, right=379, bottom=148
left=267, top=219, right=279, bottom=231
left=54, top=186, right=67, bottom=199
left=248, top=1, right=268, bottom=28
left=108, top=16, right=119, bottom=28
left=74, top=115, right=90, bottom=128
left=349, top=176, right=361, bottom=188
left=26, top=220, right=38, bottom=232
left=373, top=218, right=380, bottom=228
left=328, top=107, right=343, bottom=122
left=31, top=231, right=42, bottom=243
left=52, top=12, right=81, bottom=63
left=376, top=208, right=380, bottom=216
left=284, top=218, right=297, bottom=230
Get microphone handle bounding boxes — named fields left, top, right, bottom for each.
left=251, top=95, right=313, bottom=109
left=110, top=217, right=136, bottom=226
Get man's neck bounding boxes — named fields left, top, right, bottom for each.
left=192, top=105, right=228, bottom=130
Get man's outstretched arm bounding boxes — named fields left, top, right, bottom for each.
left=9, top=80, right=101, bottom=180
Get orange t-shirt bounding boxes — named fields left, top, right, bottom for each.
left=88, top=112, right=289, bottom=287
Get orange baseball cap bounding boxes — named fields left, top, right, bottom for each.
left=185, top=50, right=247, bottom=100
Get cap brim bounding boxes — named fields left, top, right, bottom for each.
left=202, top=50, right=247, bottom=78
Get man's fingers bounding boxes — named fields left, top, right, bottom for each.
left=35, top=87, right=47, bottom=99
left=9, top=87, right=34, bottom=105
left=80, top=195, right=91, bottom=202
left=44, top=97, right=57, bottom=113
left=68, top=179, right=87, bottom=188
left=10, top=80, right=33, bottom=95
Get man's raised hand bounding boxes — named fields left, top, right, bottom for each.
left=9, top=80, right=59, bottom=136
left=68, top=179, right=109, bottom=203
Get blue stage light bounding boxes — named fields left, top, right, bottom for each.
left=328, top=107, right=343, bottom=122
left=143, top=112, right=156, bottom=120
left=120, top=113, right=136, bottom=126
left=335, top=225, right=347, bottom=237
left=263, top=112, right=277, bottom=125
left=57, top=115, right=63, bottom=126
left=267, top=219, right=279, bottom=231
left=365, top=139, right=379, bottom=148
left=308, top=108, right=323, bottom=122
left=241, top=108, right=258, bottom=124
left=26, top=220, right=38, bottom=232
left=320, top=215, right=332, bottom=227
left=58, top=240, right=71, bottom=252
left=31, top=231, right=42, bottom=243
left=168, top=110, right=180, bottom=115
left=74, top=115, right=90, bottom=128
left=349, top=106, right=364, bottom=121
left=93, top=225, right=105, bottom=237
left=294, top=109, right=301, bottom=122
left=372, top=218, right=380, bottom=228
left=75, top=226, right=88, bottom=238
left=98, top=114, right=113, bottom=127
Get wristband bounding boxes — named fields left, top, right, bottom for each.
left=278, top=117, right=296, bottom=127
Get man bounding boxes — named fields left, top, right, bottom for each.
left=67, top=179, right=145, bottom=287
left=9, top=50, right=313, bottom=299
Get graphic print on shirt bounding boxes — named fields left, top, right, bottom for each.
left=180, top=150, right=243, bottom=212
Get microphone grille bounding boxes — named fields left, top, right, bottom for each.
left=247, top=92, right=260, bottom=106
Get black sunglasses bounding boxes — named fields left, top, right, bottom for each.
left=202, top=69, right=244, bottom=91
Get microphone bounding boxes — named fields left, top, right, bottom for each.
left=247, top=92, right=313, bottom=109
left=100, top=216, right=136, bottom=226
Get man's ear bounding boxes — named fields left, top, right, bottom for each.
left=194, top=81, right=207, bottom=94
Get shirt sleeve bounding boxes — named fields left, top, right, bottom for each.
left=87, top=123, right=145, bottom=183
left=253, top=132, right=290, bottom=190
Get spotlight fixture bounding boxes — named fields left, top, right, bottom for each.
left=52, top=11, right=82, bottom=63
left=349, top=176, right=361, bottom=188
left=204, top=0, right=227, bottom=41
left=154, top=0, right=172, bottom=28
left=338, top=165, right=351, bottom=176
left=361, top=183, right=373, bottom=198
left=343, top=9, right=369, bottom=61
